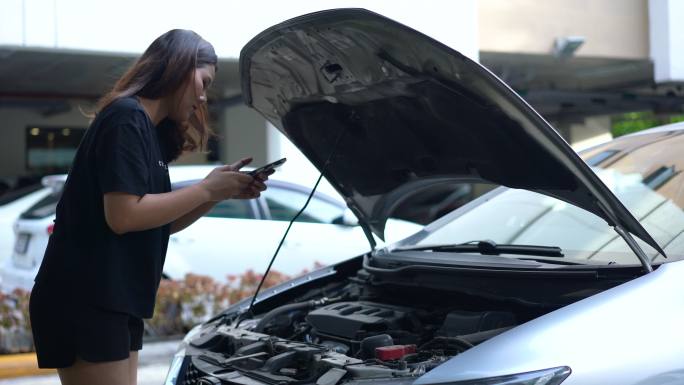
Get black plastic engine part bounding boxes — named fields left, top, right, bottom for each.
left=262, top=345, right=322, bottom=373
left=254, top=300, right=321, bottom=333
left=197, top=377, right=222, bottom=385
left=189, top=333, right=233, bottom=354
left=437, top=310, right=515, bottom=336
left=306, top=302, right=413, bottom=340
left=235, top=341, right=270, bottom=356
left=359, top=334, right=394, bottom=358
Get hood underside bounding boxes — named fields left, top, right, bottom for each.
left=239, top=8, right=663, bottom=255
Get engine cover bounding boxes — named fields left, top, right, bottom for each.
left=306, top=301, right=413, bottom=340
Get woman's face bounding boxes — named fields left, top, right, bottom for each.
left=170, top=64, right=215, bottom=123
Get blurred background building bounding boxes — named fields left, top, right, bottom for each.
left=0, top=0, right=683, bottom=189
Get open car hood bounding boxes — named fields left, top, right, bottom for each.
left=239, top=8, right=664, bottom=255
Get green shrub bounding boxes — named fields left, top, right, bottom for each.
left=612, top=111, right=684, bottom=137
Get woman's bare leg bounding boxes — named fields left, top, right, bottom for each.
left=129, top=351, right=139, bottom=385
left=57, top=356, right=130, bottom=385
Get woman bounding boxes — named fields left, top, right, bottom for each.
left=29, top=29, right=268, bottom=385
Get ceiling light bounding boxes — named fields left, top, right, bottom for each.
left=553, top=36, right=585, bottom=59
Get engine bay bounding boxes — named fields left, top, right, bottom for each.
left=178, top=271, right=537, bottom=385
left=184, top=305, right=516, bottom=385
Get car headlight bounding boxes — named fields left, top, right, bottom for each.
left=163, top=348, right=186, bottom=385
left=441, top=367, right=571, bottom=385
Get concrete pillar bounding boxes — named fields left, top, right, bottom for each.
left=650, top=0, right=684, bottom=82
left=265, top=123, right=323, bottom=186
left=569, top=116, right=613, bottom=151
left=219, top=104, right=268, bottom=166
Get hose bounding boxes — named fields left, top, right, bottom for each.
left=253, top=297, right=335, bottom=333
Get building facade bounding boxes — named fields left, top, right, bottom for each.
left=0, top=0, right=682, bottom=185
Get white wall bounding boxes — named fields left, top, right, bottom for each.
left=0, top=0, right=479, bottom=61
left=480, top=0, right=649, bottom=59
left=649, top=0, right=684, bottom=82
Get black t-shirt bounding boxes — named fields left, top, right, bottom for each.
left=34, top=96, right=171, bottom=319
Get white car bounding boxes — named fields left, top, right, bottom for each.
left=0, top=176, right=65, bottom=267
left=0, top=165, right=420, bottom=291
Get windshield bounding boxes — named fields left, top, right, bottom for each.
left=401, top=131, right=684, bottom=265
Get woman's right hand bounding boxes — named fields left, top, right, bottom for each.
left=200, top=163, right=255, bottom=202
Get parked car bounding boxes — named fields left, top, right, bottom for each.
left=0, top=176, right=65, bottom=267
left=0, top=165, right=420, bottom=291
left=164, top=9, right=684, bottom=385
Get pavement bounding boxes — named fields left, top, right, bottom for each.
left=0, top=363, right=171, bottom=385
left=0, top=339, right=181, bottom=382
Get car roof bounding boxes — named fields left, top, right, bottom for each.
left=30, top=164, right=348, bottom=208
left=172, top=176, right=344, bottom=207
left=622, top=121, right=684, bottom=137
left=169, top=164, right=313, bottom=184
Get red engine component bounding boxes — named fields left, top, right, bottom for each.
left=375, top=344, right=417, bottom=361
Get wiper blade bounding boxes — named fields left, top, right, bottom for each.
left=399, top=240, right=564, bottom=258
left=514, top=257, right=590, bottom=265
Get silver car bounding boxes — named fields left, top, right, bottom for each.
left=165, top=9, right=684, bottom=385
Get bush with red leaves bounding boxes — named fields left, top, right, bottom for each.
left=0, top=263, right=324, bottom=352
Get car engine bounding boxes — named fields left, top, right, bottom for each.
left=179, top=289, right=518, bottom=385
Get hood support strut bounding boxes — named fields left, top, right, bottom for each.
left=360, top=220, right=377, bottom=251
left=613, top=225, right=654, bottom=273
left=596, top=199, right=658, bottom=272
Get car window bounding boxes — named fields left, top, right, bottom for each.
left=171, top=179, right=255, bottom=220
left=204, top=200, right=254, bottom=219
left=263, top=187, right=344, bottom=224
left=20, top=191, right=62, bottom=219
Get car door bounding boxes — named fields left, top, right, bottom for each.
left=165, top=193, right=273, bottom=282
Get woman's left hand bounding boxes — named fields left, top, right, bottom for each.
left=226, top=157, right=274, bottom=199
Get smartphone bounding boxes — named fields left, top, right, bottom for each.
left=247, top=157, right=287, bottom=177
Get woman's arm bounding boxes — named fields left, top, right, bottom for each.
left=169, top=170, right=272, bottom=234
left=104, top=184, right=211, bottom=235
left=104, top=164, right=258, bottom=235
left=169, top=200, right=216, bottom=234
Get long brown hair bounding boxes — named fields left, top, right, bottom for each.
left=93, top=29, right=218, bottom=162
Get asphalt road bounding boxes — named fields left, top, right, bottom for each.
left=0, top=362, right=170, bottom=385
left=0, top=340, right=179, bottom=385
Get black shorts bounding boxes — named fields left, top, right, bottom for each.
left=29, top=283, right=144, bottom=369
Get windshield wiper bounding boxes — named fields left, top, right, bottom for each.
left=398, top=239, right=564, bottom=258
